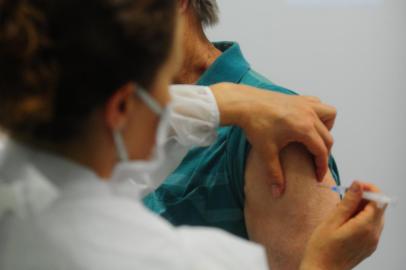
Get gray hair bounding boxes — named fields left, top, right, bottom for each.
left=190, top=0, right=219, bottom=27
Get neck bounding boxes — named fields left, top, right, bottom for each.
left=26, top=115, right=116, bottom=180
left=51, top=137, right=115, bottom=180
left=175, top=27, right=221, bottom=84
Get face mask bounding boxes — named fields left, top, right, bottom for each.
left=110, top=85, right=189, bottom=199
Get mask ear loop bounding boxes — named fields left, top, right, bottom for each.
left=134, top=84, right=164, bottom=116
left=113, top=84, right=164, bottom=163
left=113, top=130, right=129, bottom=162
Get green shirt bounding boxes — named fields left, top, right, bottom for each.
left=144, top=42, right=340, bottom=239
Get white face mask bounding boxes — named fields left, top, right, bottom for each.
left=110, top=85, right=189, bottom=199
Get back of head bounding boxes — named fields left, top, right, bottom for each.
left=0, top=0, right=177, bottom=143
left=190, top=0, right=219, bottom=27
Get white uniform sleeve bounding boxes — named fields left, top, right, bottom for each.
left=115, top=85, right=221, bottom=199
left=177, top=226, right=269, bottom=270
left=169, top=84, right=220, bottom=147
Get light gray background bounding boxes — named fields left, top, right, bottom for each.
left=206, top=0, right=405, bottom=269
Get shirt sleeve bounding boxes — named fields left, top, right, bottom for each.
left=169, top=85, right=220, bottom=147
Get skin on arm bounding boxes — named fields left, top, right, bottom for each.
left=244, top=143, right=340, bottom=270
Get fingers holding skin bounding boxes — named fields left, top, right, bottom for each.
left=287, top=106, right=331, bottom=182
left=310, top=101, right=337, bottom=120
left=296, top=98, right=335, bottom=180
left=257, top=122, right=333, bottom=188
left=313, top=120, right=334, bottom=180
left=267, top=156, right=285, bottom=198
left=271, top=158, right=285, bottom=198
left=309, top=102, right=337, bottom=131
left=261, top=128, right=329, bottom=195
left=323, top=117, right=336, bottom=132
left=299, top=128, right=329, bottom=181
left=261, top=125, right=330, bottom=196
left=302, top=95, right=336, bottom=125
left=258, top=143, right=285, bottom=197
left=315, top=120, right=334, bottom=154
left=228, top=88, right=337, bottom=196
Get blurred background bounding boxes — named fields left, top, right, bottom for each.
left=206, top=0, right=405, bottom=269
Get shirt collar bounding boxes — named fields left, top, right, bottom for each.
left=196, top=42, right=251, bottom=86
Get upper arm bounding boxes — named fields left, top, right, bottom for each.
left=244, top=143, right=340, bottom=269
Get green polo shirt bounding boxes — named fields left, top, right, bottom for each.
left=144, top=42, right=340, bottom=239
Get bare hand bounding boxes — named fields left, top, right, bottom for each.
left=210, top=83, right=336, bottom=197
left=300, top=181, right=386, bottom=270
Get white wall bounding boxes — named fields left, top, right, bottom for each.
left=207, top=0, right=405, bottom=269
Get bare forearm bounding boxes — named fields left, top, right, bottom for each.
left=244, top=143, right=340, bottom=269
left=209, top=83, right=254, bottom=127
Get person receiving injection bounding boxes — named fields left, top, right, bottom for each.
left=0, top=0, right=387, bottom=269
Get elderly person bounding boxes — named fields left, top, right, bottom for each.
left=0, top=0, right=386, bottom=269
left=144, top=0, right=344, bottom=269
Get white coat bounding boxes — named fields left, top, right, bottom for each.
left=0, top=85, right=269, bottom=270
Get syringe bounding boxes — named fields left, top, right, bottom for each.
left=318, top=184, right=397, bottom=208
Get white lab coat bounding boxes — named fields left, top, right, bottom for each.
left=0, top=86, right=269, bottom=270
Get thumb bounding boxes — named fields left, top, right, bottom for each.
left=330, top=181, right=364, bottom=227
left=267, top=156, right=285, bottom=198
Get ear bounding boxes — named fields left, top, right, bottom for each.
left=178, top=0, right=189, bottom=14
left=104, top=83, right=135, bottom=131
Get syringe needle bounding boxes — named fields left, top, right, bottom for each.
left=317, top=184, right=397, bottom=208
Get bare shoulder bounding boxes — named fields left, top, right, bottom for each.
left=244, top=143, right=339, bottom=269
left=244, top=143, right=339, bottom=211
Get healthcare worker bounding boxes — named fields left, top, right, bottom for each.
left=0, top=0, right=385, bottom=269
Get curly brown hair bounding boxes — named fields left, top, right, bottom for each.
left=0, top=0, right=177, bottom=142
